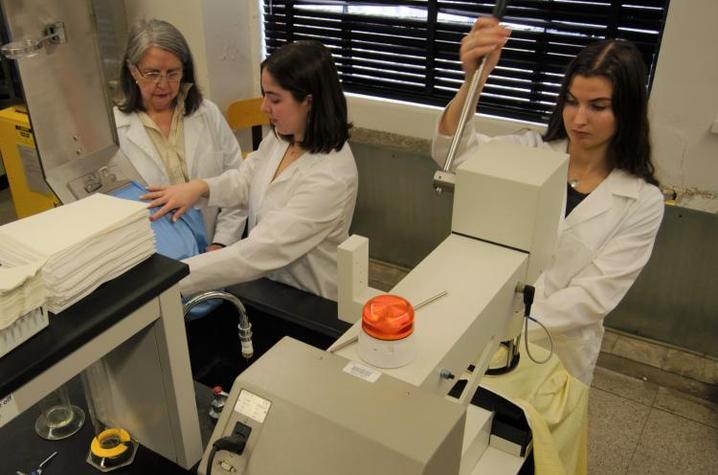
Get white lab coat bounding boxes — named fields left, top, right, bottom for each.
left=180, top=132, right=358, bottom=301
left=433, top=123, right=664, bottom=385
left=114, top=99, right=246, bottom=246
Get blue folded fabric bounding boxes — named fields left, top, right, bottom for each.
left=109, top=181, right=220, bottom=320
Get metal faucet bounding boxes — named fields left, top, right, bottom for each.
left=183, top=290, right=254, bottom=360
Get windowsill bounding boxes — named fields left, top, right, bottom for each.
left=350, top=127, right=431, bottom=156
left=346, top=92, right=545, bottom=149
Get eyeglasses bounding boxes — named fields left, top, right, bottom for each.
left=134, top=67, right=183, bottom=84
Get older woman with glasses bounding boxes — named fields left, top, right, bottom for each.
left=114, top=18, right=245, bottom=251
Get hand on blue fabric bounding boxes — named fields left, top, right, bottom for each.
left=142, top=180, right=209, bottom=222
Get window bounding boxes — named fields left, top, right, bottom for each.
left=263, top=1, right=670, bottom=124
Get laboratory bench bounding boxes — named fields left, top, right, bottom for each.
left=0, top=376, right=216, bottom=474
left=0, top=254, right=201, bottom=472
left=0, top=254, right=189, bottom=399
left=0, top=253, right=352, bottom=474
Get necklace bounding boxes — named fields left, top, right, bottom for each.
left=568, top=178, right=580, bottom=189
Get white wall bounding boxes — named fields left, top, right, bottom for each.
left=127, top=0, right=717, bottom=210
left=124, top=0, right=210, bottom=98
left=123, top=0, right=263, bottom=112
left=199, top=0, right=263, bottom=111
left=648, top=0, right=718, bottom=210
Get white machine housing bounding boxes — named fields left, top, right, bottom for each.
left=452, top=141, right=567, bottom=284
left=336, top=141, right=568, bottom=363
left=336, top=233, right=529, bottom=402
left=337, top=235, right=382, bottom=323
left=199, top=337, right=466, bottom=475
left=201, top=142, right=568, bottom=474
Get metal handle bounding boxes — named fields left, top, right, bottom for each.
left=433, top=0, right=510, bottom=195
left=433, top=55, right=488, bottom=195
left=441, top=60, right=487, bottom=175
left=0, top=22, right=67, bottom=60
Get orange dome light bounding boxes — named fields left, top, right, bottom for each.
left=362, top=294, right=415, bottom=341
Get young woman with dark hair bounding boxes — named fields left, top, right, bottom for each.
left=542, top=39, right=657, bottom=187
left=433, top=17, right=664, bottom=385
left=143, top=41, right=358, bottom=301
left=261, top=41, right=351, bottom=154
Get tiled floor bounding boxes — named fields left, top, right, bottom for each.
left=368, top=259, right=718, bottom=475
left=590, top=368, right=718, bottom=474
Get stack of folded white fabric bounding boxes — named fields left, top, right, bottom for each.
left=0, top=193, right=156, bottom=313
left=0, top=261, right=45, bottom=329
left=0, top=261, right=48, bottom=358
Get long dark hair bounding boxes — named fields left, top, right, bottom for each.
left=543, top=39, right=658, bottom=186
left=117, top=19, right=202, bottom=115
left=261, top=41, right=351, bottom=154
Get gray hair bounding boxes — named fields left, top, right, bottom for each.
left=124, top=18, right=190, bottom=67
left=117, top=19, right=202, bottom=114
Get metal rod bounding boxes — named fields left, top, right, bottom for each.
left=434, top=0, right=510, bottom=195
left=327, top=335, right=357, bottom=354
left=442, top=60, right=486, bottom=175
left=413, top=290, right=449, bottom=311
left=38, top=451, right=58, bottom=469
left=328, top=290, right=448, bottom=354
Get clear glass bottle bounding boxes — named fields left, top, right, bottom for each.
left=34, top=384, right=85, bottom=440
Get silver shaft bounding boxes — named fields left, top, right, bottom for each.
left=413, top=290, right=449, bottom=311
left=442, top=58, right=487, bottom=174
left=38, top=451, right=58, bottom=469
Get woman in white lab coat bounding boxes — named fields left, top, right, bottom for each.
left=433, top=18, right=664, bottom=385
left=114, top=19, right=245, bottom=250
left=144, top=41, right=358, bottom=301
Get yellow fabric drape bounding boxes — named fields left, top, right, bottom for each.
left=481, top=343, right=589, bottom=475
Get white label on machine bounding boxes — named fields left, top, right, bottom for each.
left=234, top=390, right=271, bottom=423
left=343, top=361, right=381, bottom=383
left=0, top=393, right=19, bottom=428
